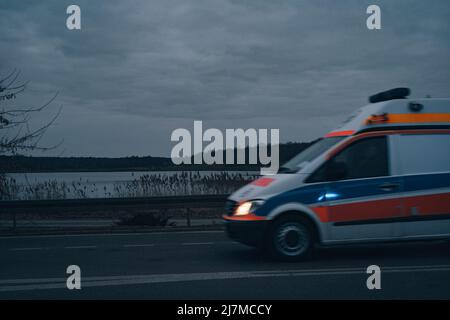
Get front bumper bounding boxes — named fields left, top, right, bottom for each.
left=224, top=218, right=269, bottom=247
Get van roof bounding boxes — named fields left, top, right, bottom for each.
left=325, top=97, right=450, bottom=138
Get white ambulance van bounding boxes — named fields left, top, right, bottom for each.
left=224, top=88, right=450, bottom=261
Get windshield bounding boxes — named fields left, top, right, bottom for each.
left=278, top=136, right=345, bottom=173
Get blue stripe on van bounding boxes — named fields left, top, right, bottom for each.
left=402, top=172, right=450, bottom=192
left=255, top=183, right=325, bottom=216
left=254, top=172, right=450, bottom=217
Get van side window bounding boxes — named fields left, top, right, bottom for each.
left=306, top=136, right=389, bottom=183
left=396, top=134, right=450, bottom=174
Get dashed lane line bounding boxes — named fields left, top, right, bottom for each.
left=0, top=230, right=224, bottom=240
left=6, top=241, right=233, bottom=251
left=181, top=242, right=214, bottom=246
left=123, top=244, right=155, bottom=248
left=9, top=247, right=45, bottom=251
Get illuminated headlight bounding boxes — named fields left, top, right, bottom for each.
left=235, top=200, right=264, bottom=216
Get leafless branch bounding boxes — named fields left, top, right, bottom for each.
left=0, top=70, right=62, bottom=155
left=0, top=91, right=58, bottom=114
left=0, top=69, right=17, bottom=84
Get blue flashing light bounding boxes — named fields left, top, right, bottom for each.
left=325, top=192, right=339, bottom=199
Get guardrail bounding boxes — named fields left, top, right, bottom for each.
left=0, top=194, right=230, bottom=232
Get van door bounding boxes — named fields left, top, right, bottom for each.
left=394, top=132, right=450, bottom=239
left=308, top=135, right=406, bottom=242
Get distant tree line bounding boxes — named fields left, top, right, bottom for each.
left=0, top=141, right=316, bottom=173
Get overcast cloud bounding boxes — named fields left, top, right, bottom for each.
left=0, top=0, right=449, bottom=157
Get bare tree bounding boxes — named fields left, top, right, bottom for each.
left=0, top=69, right=62, bottom=199
left=0, top=69, right=62, bottom=154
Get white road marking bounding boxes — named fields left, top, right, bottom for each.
left=64, top=246, right=97, bottom=249
left=123, top=244, right=155, bottom=248
left=1, top=264, right=450, bottom=292
left=2, top=241, right=235, bottom=252
left=0, top=277, right=68, bottom=285
left=0, top=230, right=223, bottom=240
left=9, top=247, right=44, bottom=251
left=181, top=242, right=214, bottom=246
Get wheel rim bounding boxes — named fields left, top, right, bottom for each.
left=274, top=222, right=309, bottom=257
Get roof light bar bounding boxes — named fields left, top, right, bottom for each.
left=369, top=88, right=410, bottom=103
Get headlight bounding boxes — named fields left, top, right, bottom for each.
left=234, top=200, right=264, bottom=216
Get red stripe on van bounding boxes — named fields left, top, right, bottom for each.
left=251, top=177, right=274, bottom=187
left=328, top=198, right=404, bottom=223
left=310, top=197, right=403, bottom=223
left=404, top=192, right=450, bottom=216
left=311, top=206, right=329, bottom=222
left=324, top=130, right=355, bottom=138
left=311, top=192, right=450, bottom=223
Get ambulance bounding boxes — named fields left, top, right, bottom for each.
left=223, top=88, right=450, bottom=261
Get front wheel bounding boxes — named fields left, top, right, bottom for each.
left=266, top=216, right=314, bottom=261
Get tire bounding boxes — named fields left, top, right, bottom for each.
left=266, top=216, right=314, bottom=262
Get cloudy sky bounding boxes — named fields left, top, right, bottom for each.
left=0, top=0, right=449, bottom=157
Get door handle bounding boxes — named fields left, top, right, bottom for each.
left=378, top=182, right=400, bottom=192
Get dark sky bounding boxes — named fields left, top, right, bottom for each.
left=1, top=0, right=449, bottom=157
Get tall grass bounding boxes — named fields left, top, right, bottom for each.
left=113, top=171, right=256, bottom=197
left=0, top=171, right=258, bottom=200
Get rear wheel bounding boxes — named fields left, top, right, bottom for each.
left=266, top=216, right=314, bottom=261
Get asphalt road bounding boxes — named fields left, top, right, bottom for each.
left=1, top=230, right=450, bottom=299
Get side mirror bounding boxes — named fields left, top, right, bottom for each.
left=325, top=161, right=348, bottom=181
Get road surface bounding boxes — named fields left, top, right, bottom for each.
left=1, top=231, right=450, bottom=299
